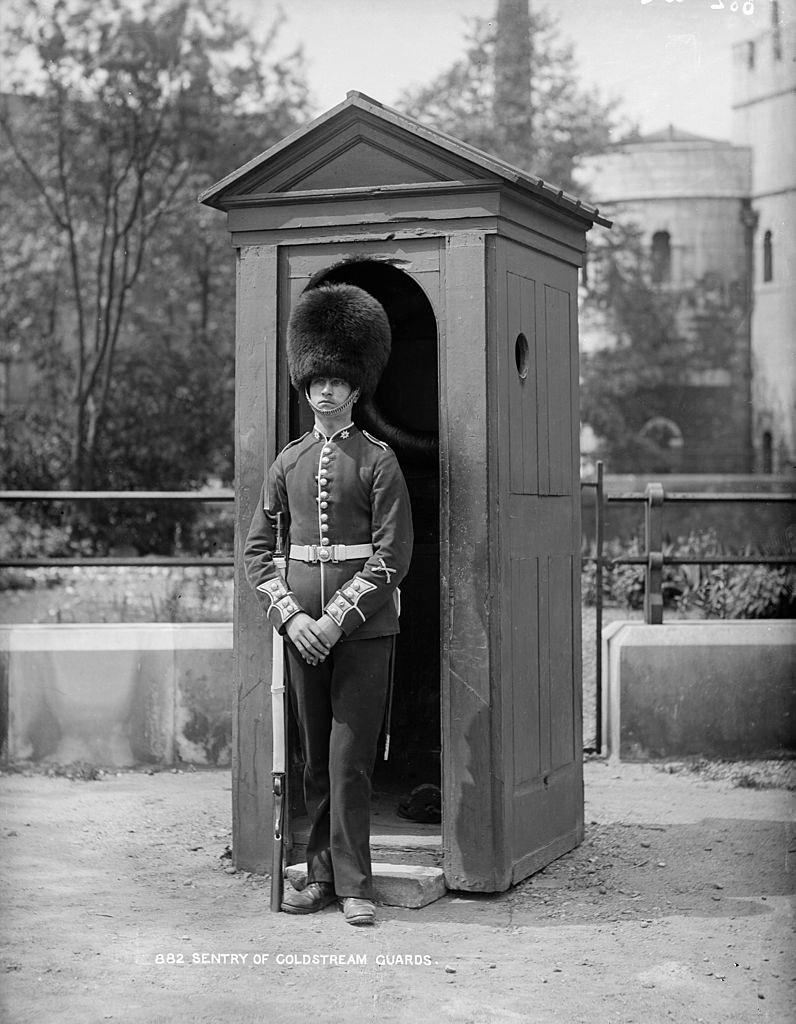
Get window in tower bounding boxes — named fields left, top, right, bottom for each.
left=763, top=230, right=773, bottom=282
left=772, top=2, right=782, bottom=60
left=762, top=431, right=773, bottom=474
left=651, top=231, right=671, bottom=284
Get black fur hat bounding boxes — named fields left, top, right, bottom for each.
left=286, top=283, right=391, bottom=398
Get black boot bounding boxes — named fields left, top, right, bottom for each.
left=281, top=881, right=336, bottom=915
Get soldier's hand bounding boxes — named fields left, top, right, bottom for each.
left=286, top=613, right=331, bottom=664
left=316, top=613, right=343, bottom=648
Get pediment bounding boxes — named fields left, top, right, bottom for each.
left=258, top=133, right=472, bottom=193
left=206, top=103, right=484, bottom=205
left=200, top=92, right=609, bottom=228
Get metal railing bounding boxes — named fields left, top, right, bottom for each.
left=2, top=480, right=794, bottom=758
left=581, top=463, right=796, bottom=753
left=0, top=490, right=235, bottom=567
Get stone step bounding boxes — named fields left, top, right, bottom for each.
left=290, top=830, right=443, bottom=868
left=284, top=862, right=446, bottom=909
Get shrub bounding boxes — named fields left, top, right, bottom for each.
left=582, top=528, right=794, bottom=619
left=185, top=506, right=234, bottom=558
left=582, top=535, right=686, bottom=610
left=676, top=561, right=793, bottom=619
left=0, top=509, right=93, bottom=561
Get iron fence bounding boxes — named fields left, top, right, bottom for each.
left=581, top=464, right=796, bottom=753
left=0, top=490, right=234, bottom=567
left=2, top=479, right=794, bottom=757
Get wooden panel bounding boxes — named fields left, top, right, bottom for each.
left=537, top=554, right=552, bottom=773
left=533, top=280, right=551, bottom=495
left=294, top=139, right=442, bottom=191
left=498, top=193, right=588, bottom=266
left=233, top=244, right=279, bottom=873
left=549, top=555, right=575, bottom=770
left=507, top=494, right=578, bottom=558
left=226, top=191, right=501, bottom=236
left=511, top=556, right=540, bottom=786
left=286, top=239, right=441, bottom=278
left=510, top=765, right=583, bottom=880
left=248, top=114, right=484, bottom=196
left=507, top=272, right=538, bottom=495
left=441, top=230, right=503, bottom=891
left=504, top=250, right=575, bottom=500
left=497, top=237, right=584, bottom=890
left=544, top=285, right=573, bottom=496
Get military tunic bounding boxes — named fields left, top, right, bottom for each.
left=245, top=425, right=412, bottom=638
left=244, top=424, right=413, bottom=899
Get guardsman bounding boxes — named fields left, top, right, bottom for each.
left=244, top=283, right=413, bottom=926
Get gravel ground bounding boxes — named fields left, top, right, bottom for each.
left=1, top=760, right=794, bottom=1024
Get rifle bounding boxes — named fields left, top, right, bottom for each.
left=270, top=511, right=287, bottom=913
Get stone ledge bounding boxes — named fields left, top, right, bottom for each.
left=284, top=862, right=446, bottom=908
left=602, top=619, right=796, bottom=760
left=0, top=622, right=233, bottom=766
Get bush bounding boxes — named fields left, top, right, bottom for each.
left=676, top=561, right=793, bottom=619
left=185, top=506, right=234, bottom=558
left=0, top=509, right=93, bottom=561
left=582, top=529, right=794, bottom=619
left=582, top=535, right=685, bottom=610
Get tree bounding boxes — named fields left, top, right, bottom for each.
left=396, top=1, right=618, bottom=191
left=0, top=0, right=311, bottom=493
left=579, top=218, right=749, bottom=472
left=493, top=0, right=533, bottom=169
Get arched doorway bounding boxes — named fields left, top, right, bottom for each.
left=288, top=259, right=442, bottom=835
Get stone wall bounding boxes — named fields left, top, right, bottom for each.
left=0, top=623, right=233, bottom=767
left=601, top=620, right=796, bottom=760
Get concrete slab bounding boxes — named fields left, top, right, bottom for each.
left=285, top=861, right=447, bottom=908
left=602, top=619, right=796, bottom=760
left=0, top=623, right=232, bottom=766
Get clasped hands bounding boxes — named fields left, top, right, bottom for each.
left=286, top=612, right=343, bottom=665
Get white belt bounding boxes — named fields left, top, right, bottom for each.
left=289, top=543, right=374, bottom=564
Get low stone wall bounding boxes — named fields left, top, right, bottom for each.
left=601, top=620, right=796, bottom=761
left=0, top=623, right=233, bottom=767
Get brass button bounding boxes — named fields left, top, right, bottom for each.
left=321, top=538, right=330, bottom=546
left=320, top=501, right=328, bottom=509
left=320, top=524, right=328, bottom=533
left=320, top=491, right=329, bottom=500
left=319, top=477, right=328, bottom=486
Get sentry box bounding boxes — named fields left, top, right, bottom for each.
left=200, top=92, right=609, bottom=893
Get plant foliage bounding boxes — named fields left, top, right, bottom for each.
left=0, top=0, right=311, bottom=551
left=583, top=528, right=794, bottom=619
left=396, top=3, right=618, bottom=191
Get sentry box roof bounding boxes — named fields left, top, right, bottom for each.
left=199, top=90, right=610, bottom=232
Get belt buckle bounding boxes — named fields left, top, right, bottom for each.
left=318, top=547, right=331, bottom=562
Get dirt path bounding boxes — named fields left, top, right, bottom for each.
left=1, top=761, right=793, bottom=1023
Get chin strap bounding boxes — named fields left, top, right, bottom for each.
left=305, top=386, right=361, bottom=418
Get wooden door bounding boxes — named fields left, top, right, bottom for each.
left=499, top=238, right=584, bottom=885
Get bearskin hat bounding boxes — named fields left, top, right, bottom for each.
left=286, top=283, right=391, bottom=398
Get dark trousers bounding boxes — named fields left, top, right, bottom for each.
left=285, top=635, right=392, bottom=899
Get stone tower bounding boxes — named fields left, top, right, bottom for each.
left=577, top=128, right=753, bottom=473
left=733, top=6, right=796, bottom=472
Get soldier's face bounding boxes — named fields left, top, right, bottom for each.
left=309, top=377, right=353, bottom=408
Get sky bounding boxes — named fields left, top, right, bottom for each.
left=233, top=0, right=792, bottom=143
